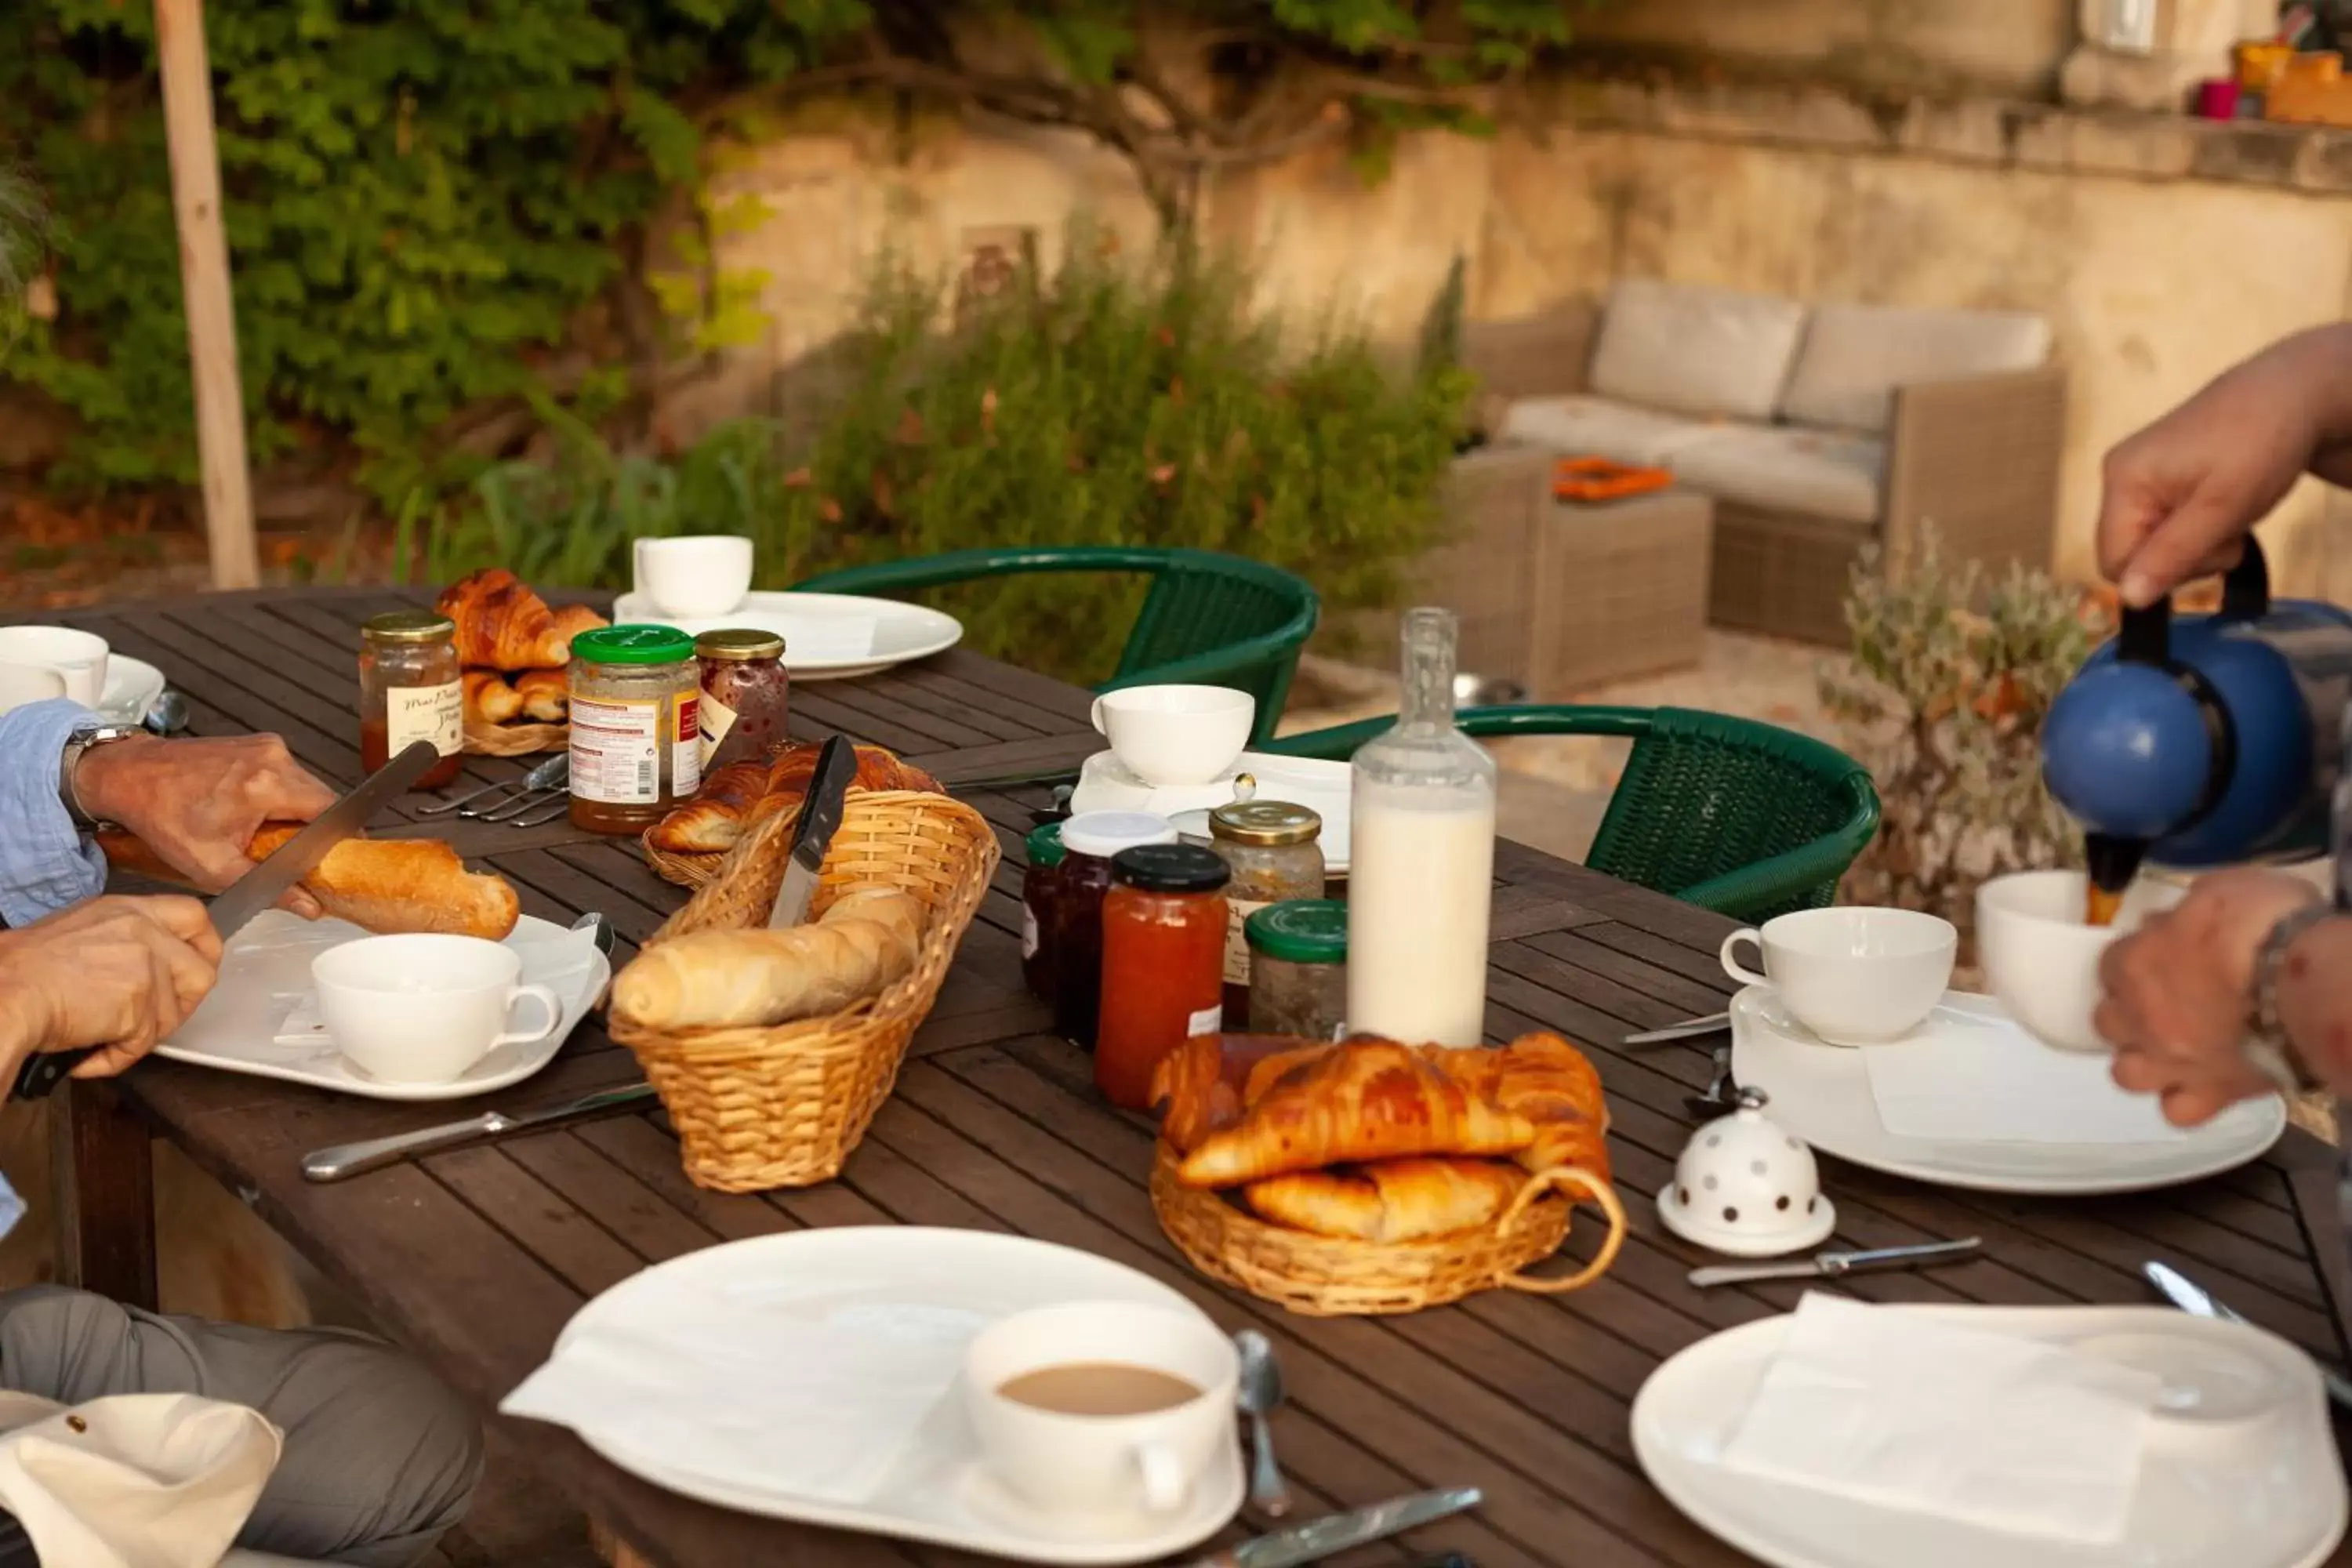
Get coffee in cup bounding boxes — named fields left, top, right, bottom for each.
left=1720, top=906, right=1956, bottom=1046
left=964, top=1300, right=1236, bottom=1516
left=1089, top=685, right=1255, bottom=788
left=0, top=626, right=110, bottom=710
left=312, top=935, right=562, bottom=1083
left=633, top=535, right=755, bottom=619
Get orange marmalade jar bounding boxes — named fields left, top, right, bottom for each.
left=1094, top=844, right=1230, bottom=1111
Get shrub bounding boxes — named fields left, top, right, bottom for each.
left=409, top=235, right=1472, bottom=685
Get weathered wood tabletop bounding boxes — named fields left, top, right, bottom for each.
left=25, top=586, right=2352, bottom=1568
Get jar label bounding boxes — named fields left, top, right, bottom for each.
left=1222, top=898, right=1271, bottom=986
left=673, top=694, right=701, bottom=798
left=699, top=691, right=737, bottom=769
left=388, top=681, right=461, bottom=757
left=570, top=695, right=662, bottom=804
left=1185, top=1003, right=1223, bottom=1040
left=1021, top=904, right=1040, bottom=958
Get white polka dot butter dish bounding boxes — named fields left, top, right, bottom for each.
left=1657, top=1087, right=1837, bottom=1258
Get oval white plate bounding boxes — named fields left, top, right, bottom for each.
left=1632, top=1303, right=2346, bottom=1568
left=1730, top=989, right=2284, bottom=1195
left=610, top=590, right=961, bottom=680
left=546, top=1229, right=1243, bottom=1565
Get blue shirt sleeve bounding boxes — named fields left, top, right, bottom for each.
left=0, top=699, right=106, bottom=931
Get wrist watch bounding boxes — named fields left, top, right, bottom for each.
left=57, top=723, right=144, bottom=833
left=2248, top=901, right=2336, bottom=1094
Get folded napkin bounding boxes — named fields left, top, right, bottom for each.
left=1862, top=1014, right=2182, bottom=1144
left=781, top=616, right=879, bottom=661
left=1722, top=1294, right=2159, bottom=1544
left=500, top=1283, right=966, bottom=1504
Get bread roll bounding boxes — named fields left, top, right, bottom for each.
left=644, top=742, right=946, bottom=855
left=609, top=887, right=924, bottom=1030
left=97, top=827, right=521, bottom=942
left=1243, top=1158, right=1526, bottom=1243
left=514, top=669, right=569, bottom=723
left=463, top=670, right=524, bottom=727
left=437, top=568, right=607, bottom=670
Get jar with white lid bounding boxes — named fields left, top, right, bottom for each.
left=1052, top=810, right=1178, bottom=1049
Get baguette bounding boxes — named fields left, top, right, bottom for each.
left=609, top=887, right=924, bottom=1030
left=97, top=827, right=521, bottom=942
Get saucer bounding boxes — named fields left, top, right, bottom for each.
left=1069, top=751, right=1353, bottom=873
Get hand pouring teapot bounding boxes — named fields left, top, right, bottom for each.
left=2042, top=538, right=2352, bottom=895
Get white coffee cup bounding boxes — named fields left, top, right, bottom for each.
left=0, top=665, right=67, bottom=717
left=312, top=935, right=562, bottom=1083
left=0, top=626, right=110, bottom=709
left=1090, top=685, right=1255, bottom=788
left=1720, top=906, right=1957, bottom=1046
left=1977, top=869, right=2187, bottom=1053
left=963, top=1300, right=1237, bottom=1517
left=633, top=535, right=754, bottom=619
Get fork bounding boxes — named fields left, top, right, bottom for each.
left=419, top=754, right=568, bottom=818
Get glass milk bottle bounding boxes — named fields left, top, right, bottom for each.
left=1345, top=607, right=1497, bottom=1045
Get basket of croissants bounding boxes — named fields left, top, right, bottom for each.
left=605, top=763, right=997, bottom=1193
left=1149, top=1032, right=1627, bottom=1316
left=436, top=568, right=608, bottom=757
left=639, top=742, right=945, bottom=887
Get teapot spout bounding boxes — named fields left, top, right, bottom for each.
left=2085, top=833, right=2148, bottom=896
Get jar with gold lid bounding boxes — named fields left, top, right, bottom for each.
left=1207, top=800, right=1325, bottom=1026
left=695, top=628, right=789, bottom=772
left=358, top=610, right=463, bottom=790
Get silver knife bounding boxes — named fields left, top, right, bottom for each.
left=1688, top=1237, right=1982, bottom=1289
left=2143, top=1261, right=2352, bottom=1412
left=768, top=735, right=858, bottom=928
left=302, top=1082, right=658, bottom=1181
left=1189, top=1487, right=1482, bottom=1568
left=13, top=740, right=443, bottom=1102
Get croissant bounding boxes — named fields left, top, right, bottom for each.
left=1243, top=1158, right=1526, bottom=1243
left=97, top=827, right=521, bottom=942
left=462, top=670, right=524, bottom=727
left=609, top=887, right=924, bottom=1029
left=1152, top=1033, right=1333, bottom=1155
left=644, top=741, right=946, bottom=855
left=1175, top=1040, right=1537, bottom=1189
left=1425, top=1033, right=1612, bottom=1181
left=514, top=669, right=569, bottom=723
left=437, top=568, right=608, bottom=671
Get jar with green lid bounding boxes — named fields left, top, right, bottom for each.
left=1247, top=899, right=1348, bottom=1041
left=568, top=625, right=701, bottom=833
left=358, top=610, right=463, bottom=790
left=1207, top=800, right=1325, bottom=1026
left=1021, top=821, right=1066, bottom=1003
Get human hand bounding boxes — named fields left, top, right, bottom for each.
left=2096, top=325, right=2352, bottom=608
left=2093, top=869, right=2321, bottom=1126
left=73, top=735, right=336, bottom=918
left=0, top=896, right=223, bottom=1080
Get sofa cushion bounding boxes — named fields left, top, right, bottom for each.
left=1781, top=303, right=2052, bottom=434
left=1497, top=394, right=1723, bottom=467
left=1587, top=280, right=1809, bottom=423
left=1670, top=424, right=1886, bottom=524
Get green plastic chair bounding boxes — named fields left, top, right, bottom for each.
left=1264, top=704, right=1881, bottom=920
left=793, top=546, right=1319, bottom=742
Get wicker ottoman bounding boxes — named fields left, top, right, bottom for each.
left=1531, top=486, right=1713, bottom=694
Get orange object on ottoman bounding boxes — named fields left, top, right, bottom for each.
left=1552, top=456, right=1672, bottom=503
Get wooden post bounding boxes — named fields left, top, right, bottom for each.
left=48, top=1082, right=158, bottom=1312
left=154, top=0, right=259, bottom=591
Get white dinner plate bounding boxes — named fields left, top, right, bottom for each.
left=1071, top=751, right=1354, bottom=874
left=157, top=912, right=608, bottom=1102
left=542, top=1228, right=1243, bottom=1564
left=1633, top=1303, right=2346, bottom=1568
left=1730, top=988, right=2285, bottom=1195
left=97, top=654, right=166, bottom=726
left=609, top=590, right=962, bottom=680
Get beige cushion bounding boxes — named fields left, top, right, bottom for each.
left=1781, top=303, right=2052, bottom=434
left=220, top=1554, right=336, bottom=1566
left=1497, top=394, right=1722, bottom=466
left=1670, top=424, right=1886, bottom=524
left=1587, top=279, right=1808, bottom=422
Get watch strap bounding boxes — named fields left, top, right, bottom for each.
left=2249, top=901, right=2335, bottom=1094
left=59, top=724, right=141, bottom=833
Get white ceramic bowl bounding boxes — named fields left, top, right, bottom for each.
left=1976, top=869, right=2186, bottom=1053
left=312, top=935, right=561, bottom=1083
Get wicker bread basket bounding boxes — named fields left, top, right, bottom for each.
left=608, top=788, right=1000, bottom=1192
left=642, top=833, right=726, bottom=888
left=1151, top=1147, right=1627, bottom=1316
left=463, top=718, right=567, bottom=757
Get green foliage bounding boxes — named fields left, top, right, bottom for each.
left=414, top=238, right=1472, bottom=684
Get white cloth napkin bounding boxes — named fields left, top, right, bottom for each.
left=500, top=1283, right=967, bottom=1504
left=781, top=616, right=879, bottom=661
left=1722, top=1294, right=2159, bottom=1544
left=1861, top=1014, right=2183, bottom=1144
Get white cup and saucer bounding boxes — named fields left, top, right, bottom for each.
left=1720, top=907, right=1959, bottom=1047
left=310, top=935, right=564, bottom=1084
left=1086, top=684, right=1256, bottom=796
left=632, top=536, right=755, bottom=620
left=1976, top=869, right=2186, bottom=1053
left=960, top=1300, right=1239, bottom=1536
left=0, top=626, right=110, bottom=710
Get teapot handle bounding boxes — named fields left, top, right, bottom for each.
left=2118, top=535, right=2271, bottom=662
left=2220, top=535, right=2270, bottom=621
left=2118, top=599, right=2170, bottom=666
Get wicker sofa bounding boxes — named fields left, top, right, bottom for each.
left=1463, top=281, right=2067, bottom=645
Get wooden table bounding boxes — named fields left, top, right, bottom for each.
left=26, top=586, right=2352, bottom=1568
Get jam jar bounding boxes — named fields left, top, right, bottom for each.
left=1021, top=821, right=1067, bottom=1003
left=1096, top=844, right=1231, bottom=1111
left=568, top=625, right=701, bottom=833
left=1051, top=811, right=1179, bottom=1049
left=695, top=628, right=789, bottom=772
left=1245, top=899, right=1348, bottom=1041
left=1207, top=801, right=1324, bottom=1027
left=358, top=610, right=463, bottom=790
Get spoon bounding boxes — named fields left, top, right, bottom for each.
left=142, top=689, right=190, bottom=736
left=1234, top=1329, right=1292, bottom=1517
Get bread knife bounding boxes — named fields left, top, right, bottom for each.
left=767, top=734, right=858, bottom=929
left=302, top=1081, right=658, bottom=1181
left=12, top=740, right=441, bottom=1102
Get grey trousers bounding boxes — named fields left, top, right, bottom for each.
left=0, top=1285, right=481, bottom=1567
